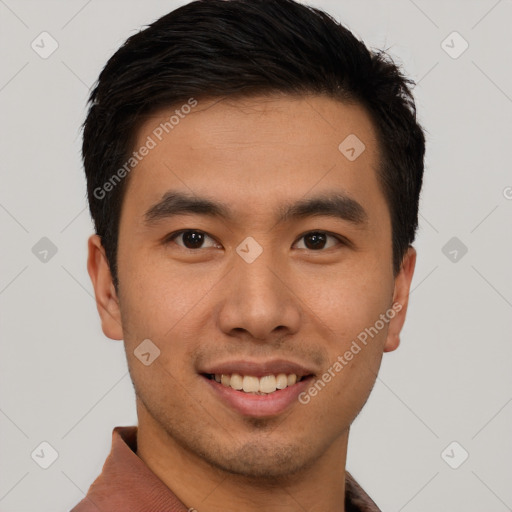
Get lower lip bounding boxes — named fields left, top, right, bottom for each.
left=202, top=375, right=312, bottom=418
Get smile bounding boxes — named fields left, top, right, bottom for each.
left=204, top=373, right=305, bottom=395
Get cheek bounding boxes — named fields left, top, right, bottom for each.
left=296, top=266, right=393, bottom=341
left=117, top=253, right=220, bottom=357
left=320, top=281, right=392, bottom=405
left=299, top=272, right=392, bottom=408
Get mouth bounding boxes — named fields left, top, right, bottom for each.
left=199, top=360, right=316, bottom=417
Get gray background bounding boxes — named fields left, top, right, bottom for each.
left=1, top=0, right=511, bottom=510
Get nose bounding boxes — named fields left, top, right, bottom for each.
left=216, top=250, right=302, bottom=342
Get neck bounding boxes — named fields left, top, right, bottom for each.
left=136, top=402, right=348, bottom=512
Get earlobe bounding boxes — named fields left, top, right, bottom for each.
left=87, top=234, right=124, bottom=341
left=383, top=246, right=417, bottom=353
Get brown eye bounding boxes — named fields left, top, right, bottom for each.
left=167, top=230, right=219, bottom=249
left=295, top=231, right=342, bottom=250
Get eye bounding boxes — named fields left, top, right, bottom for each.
left=164, top=230, right=346, bottom=251
left=165, top=230, right=220, bottom=250
left=294, top=231, right=344, bottom=251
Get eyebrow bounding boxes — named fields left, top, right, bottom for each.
left=143, top=190, right=368, bottom=227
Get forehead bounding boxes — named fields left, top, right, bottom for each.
left=123, top=94, right=387, bottom=228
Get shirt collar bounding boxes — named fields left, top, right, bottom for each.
left=71, top=425, right=381, bottom=512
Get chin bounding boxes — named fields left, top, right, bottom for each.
left=200, top=438, right=319, bottom=481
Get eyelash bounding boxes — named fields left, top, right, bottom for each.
left=163, top=229, right=348, bottom=251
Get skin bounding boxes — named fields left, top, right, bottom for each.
left=88, top=94, right=416, bottom=512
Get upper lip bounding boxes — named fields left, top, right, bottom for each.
left=199, top=359, right=316, bottom=379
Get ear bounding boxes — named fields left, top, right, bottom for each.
left=383, top=246, right=417, bottom=353
left=87, top=234, right=124, bottom=340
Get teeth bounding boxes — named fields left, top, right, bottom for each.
left=287, top=374, right=297, bottom=386
left=230, top=373, right=243, bottom=390
left=259, top=375, right=277, bottom=393
left=213, top=373, right=301, bottom=394
left=276, top=373, right=288, bottom=389
left=242, top=376, right=259, bottom=393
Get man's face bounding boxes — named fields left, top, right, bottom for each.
left=90, top=94, right=415, bottom=478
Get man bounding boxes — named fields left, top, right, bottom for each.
left=72, top=0, right=424, bottom=510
